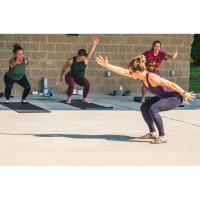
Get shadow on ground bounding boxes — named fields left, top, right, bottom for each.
left=34, top=133, right=149, bottom=142
left=0, top=132, right=150, bottom=143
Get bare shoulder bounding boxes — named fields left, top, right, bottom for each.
left=148, top=72, right=160, bottom=80
left=148, top=72, right=162, bottom=86
left=67, top=58, right=73, bottom=65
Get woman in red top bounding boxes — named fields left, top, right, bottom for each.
left=141, top=40, right=178, bottom=103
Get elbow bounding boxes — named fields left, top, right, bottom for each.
left=170, top=82, right=177, bottom=90
left=171, top=82, right=176, bottom=87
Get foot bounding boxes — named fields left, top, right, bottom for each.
left=151, top=136, right=167, bottom=144
left=4, top=99, right=10, bottom=104
left=66, top=97, right=72, bottom=104
left=139, top=132, right=158, bottom=139
left=21, top=99, right=29, bottom=104
left=83, top=98, right=89, bottom=103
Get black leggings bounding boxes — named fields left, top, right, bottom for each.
left=140, top=96, right=183, bottom=136
left=4, top=74, right=31, bottom=100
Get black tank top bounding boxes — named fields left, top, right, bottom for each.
left=70, top=56, right=87, bottom=77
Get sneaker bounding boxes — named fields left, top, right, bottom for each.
left=151, top=136, right=167, bottom=144
left=139, top=132, right=158, bottom=139
left=21, top=100, right=29, bottom=104
left=4, top=100, right=10, bottom=104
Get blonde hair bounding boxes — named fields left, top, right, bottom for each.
left=128, top=55, right=146, bottom=72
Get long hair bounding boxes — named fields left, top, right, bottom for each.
left=151, top=40, right=161, bottom=50
left=128, top=55, right=146, bottom=72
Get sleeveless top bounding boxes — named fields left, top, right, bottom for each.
left=70, top=56, right=87, bottom=77
left=6, top=58, right=26, bottom=81
left=143, top=71, right=182, bottom=99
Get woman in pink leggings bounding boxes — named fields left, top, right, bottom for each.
left=60, top=37, right=99, bottom=104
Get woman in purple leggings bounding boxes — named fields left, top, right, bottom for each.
left=96, top=55, right=195, bottom=144
left=60, top=37, right=99, bottom=104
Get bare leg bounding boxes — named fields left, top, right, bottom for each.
left=66, top=97, right=72, bottom=104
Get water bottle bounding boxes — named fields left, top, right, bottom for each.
left=119, top=85, right=123, bottom=95
left=48, top=88, right=54, bottom=98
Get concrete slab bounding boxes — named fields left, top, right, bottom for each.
left=0, top=93, right=199, bottom=165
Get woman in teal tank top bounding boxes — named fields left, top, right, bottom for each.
left=60, top=37, right=99, bottom=104
left=4, top=44, right=31, bottom=103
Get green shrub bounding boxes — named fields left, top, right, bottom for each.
left=191, top=34, right=200, bottom=65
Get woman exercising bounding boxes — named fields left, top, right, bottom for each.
left=4, top=44, right=31, bottom=103
left=60, top=37, right=99, bottom=104
left=141, top=40, right=178, bottom=103
left=96, top=55, right=195, bottom=144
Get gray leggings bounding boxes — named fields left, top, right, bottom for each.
left=140, top=96, right=183, bottom=136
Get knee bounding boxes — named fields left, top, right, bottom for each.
left=5, top=85, right=13, bottom=90
left=84, top=80, right=90, bottom=89
left=140, top=103, right=146, bottom=112
left=66, top=77, right=75, bottom=88
left=24, top=85, right=31, bottom=91
left=150, top=105, right=159, bottom=115
left=68, top=82, right=75, bottom=88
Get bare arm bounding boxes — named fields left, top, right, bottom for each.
left=60, top=58, right=73, bottom=81
left=24, top=58, right=29, bottom=65
left=166, top=50, right=178, bottom=59
left=85, top=37, right=99, bottom=64
left=149, top=73, right=196, bottom=103
left=96, top=55, right=132, bottom=78
left=9, top=58, right=17, bottom=69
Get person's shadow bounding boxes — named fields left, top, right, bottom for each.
left=33, top=133, right=149, bottom=143
left=0, top=132, right=150, bottom=143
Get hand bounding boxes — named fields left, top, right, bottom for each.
left=16, top=59, right=22, bottom=64
left=183, top=92, right=196, bottom=103
left=25, top=58, right=29, bottom=65
left=93, top=37, right=99, bottom=45
left=172, top=50, right=178, bottom=59
left=96, top=55, right=108, bottom=68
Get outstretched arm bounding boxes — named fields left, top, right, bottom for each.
left=149, top=73, right=196, bottom=103
left=25, top=58, right=29, bottom=65
left=166, top=50, right=178, bottom=59
left=96, top=55, right=132, bottom=78
left=85, top=37, right=99, bottom=64
left=60, top=58, right=72, bottom=81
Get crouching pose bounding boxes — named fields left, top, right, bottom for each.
left=4, top=44, right=31, bottom=103
left=96, top=55, right=195, bottom=144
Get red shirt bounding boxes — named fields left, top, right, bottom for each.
left=144, top=50, right=167, bottom=75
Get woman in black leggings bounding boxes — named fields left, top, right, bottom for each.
left=96, top=55, right=195, bottom=144
left=4, top=44, right=31, bottom=103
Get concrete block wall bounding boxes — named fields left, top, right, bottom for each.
left=0, top=34, right=193, bottom=95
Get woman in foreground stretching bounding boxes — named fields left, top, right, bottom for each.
left=96, top=55, right=195, bottom=144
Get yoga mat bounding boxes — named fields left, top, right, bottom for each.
left=60, top=99, right=113, bottom=110
left=0, top=102, right=50, bottom=113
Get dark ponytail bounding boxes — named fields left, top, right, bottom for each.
left=13, top=43, right=23, bottom=54
left=151, top=40, right=161, bottom=50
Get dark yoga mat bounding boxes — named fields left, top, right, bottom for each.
left=60, top=99, right=113, bottom=110
left=133, top=96, right=185, bottom=107
left=133, top=96, right=153, bottom=102
left=0, top=102, right=50, bottom=113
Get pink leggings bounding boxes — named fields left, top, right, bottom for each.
left=65, top=72, right=90, bottom=98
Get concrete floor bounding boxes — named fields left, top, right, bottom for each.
left=0, top=93, right=200, bottom=165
